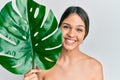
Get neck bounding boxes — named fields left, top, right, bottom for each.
left=58, top=47, right=81, bottom=65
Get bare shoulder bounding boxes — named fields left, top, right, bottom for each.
left=79, top=52, right=102, bottom=69
left=87, top=56, right=102, bottom=70
left=80, top=53, right=103, bottom=80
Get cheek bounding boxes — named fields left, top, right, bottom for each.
left=61, top=30, right=67, bottom=37
left=77, top=33, right=85, bottom=40
left=77, top=36, right=84, bottom=45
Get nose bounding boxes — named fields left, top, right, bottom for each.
left=67, top=29, right=75, bottom=37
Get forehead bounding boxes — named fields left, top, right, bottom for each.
left=62, top=13, right=85, bottom=27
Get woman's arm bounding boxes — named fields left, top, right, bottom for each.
left=94, top=62, right=104, bottom=80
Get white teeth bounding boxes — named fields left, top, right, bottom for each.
left=66, top=39, right=75, bottom=43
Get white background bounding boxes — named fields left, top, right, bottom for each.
left=0, top=0, right=120, bottom=80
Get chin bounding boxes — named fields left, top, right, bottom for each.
left=63, top=45, right=76, bottom=51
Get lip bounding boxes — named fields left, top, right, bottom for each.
left=64, top=38, right=76, bottom=45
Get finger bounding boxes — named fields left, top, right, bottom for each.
left=24, top=69, right=41, bottom=77
left=24, top=73, right=38, bottom=80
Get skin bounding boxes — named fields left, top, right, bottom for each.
left=24, top=13, right=103, bottom=80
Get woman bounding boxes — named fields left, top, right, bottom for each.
left=24, top=6, right=103, bottom=80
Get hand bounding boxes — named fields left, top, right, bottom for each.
left=24, top=69, right=42, bottom=80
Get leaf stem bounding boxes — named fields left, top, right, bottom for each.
left=32, top=52, right=36, bottom=69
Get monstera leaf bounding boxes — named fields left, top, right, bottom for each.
left=0, top=0, right=62, bottom=74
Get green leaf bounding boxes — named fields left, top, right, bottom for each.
left=0, top=0, right=62, bottom=74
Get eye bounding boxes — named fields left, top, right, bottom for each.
left=63, top=25, right=70, bottom=29
left=76, top=28, right=83, bottom=32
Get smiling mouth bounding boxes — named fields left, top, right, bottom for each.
left=64, top=38, right=76, bottom=45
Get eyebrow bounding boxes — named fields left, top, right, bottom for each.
left=62, top=23, right=85, bottom=28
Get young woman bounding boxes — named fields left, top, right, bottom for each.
left=24, top=6, right=103, bottom=80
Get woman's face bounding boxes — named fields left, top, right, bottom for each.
left=60, top=13, right=85, bottom=50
